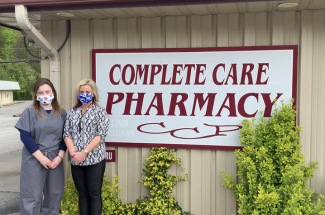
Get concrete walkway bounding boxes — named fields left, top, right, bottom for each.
left=0, top=101, right=32, bottom=215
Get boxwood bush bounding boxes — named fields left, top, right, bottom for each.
left=60, top=174, right=123, bottom=215
left=221, top=100, right=325, bottom=215
left=61, top=147, right=191, bottom=215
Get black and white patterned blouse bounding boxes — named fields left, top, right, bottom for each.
left=64, top=105, right=109, bottom=166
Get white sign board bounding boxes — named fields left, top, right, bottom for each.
left=92, top=46, right=297, bottom=150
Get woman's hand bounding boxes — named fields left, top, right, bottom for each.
left=32, top=150, right=53, bottom=169
left=72, top=151, right=87, bottom=164
left=49, top=156, right=62, bottom=169
left=69, top=150, right=76, bottom=158
left=64, top=137, right=76, bottom=158
left=38, top=155, right=53, bottom=169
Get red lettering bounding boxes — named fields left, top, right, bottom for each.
left=122, top=64, right=135, bottom=85
left=216, top=125, right=243, bottom=136
left=161, top=64, right=171, bottom=85
left=256, top=63, right=269, bottom=85
left=240, top=63, right=254, bottom=85
left=194, top=64, right=206, bottom=85
left=109, top=64, right=121, bottom=85
left=261, top=93, right=282, bottom=117
left=145, top=93, right=164, bottom=115
left=123, top=93, right=145, bottom=115
left=225, top=64, right=238, bottom=85
left=238, top=93, right=258, bottom=117
left=171, top=64, right=183, bottom=85
left=168, top=93, right=188, bottom=116
left=216, top=93, right=237, bottom=117
left=191, top=93, right=217, bottom=116
left=184, top=64, right=195, bottom=85
left=149, top=65, right=162, bottom=85
left=212, top=64, right=225, bottom=85
left=106, top=92, right=124, bottom=114
left=135, top=64, right=149, bottom=85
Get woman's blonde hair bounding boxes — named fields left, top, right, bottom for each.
left=73, top=79, right=99, bottom=109
left=32, top=78, right=62, bottom=118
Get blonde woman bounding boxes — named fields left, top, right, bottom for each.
left=15, top=78, right=67, bottom=215
left=64, top=79, right=109, bottom=215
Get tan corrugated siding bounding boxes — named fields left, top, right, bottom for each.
left=41, top=10, right=325, bottom=215
left=312, top=10, right=325, bottom=194
left=40, top=20, right=51, bottom=80
left=300, top=10, right=325, bottom=194
left=215, top=14, right=238, bottom=215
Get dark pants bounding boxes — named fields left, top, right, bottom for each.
left=71, top=159, right=106, bottom=215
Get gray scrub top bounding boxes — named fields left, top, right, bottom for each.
left=15, top=105, right=67, bottom=152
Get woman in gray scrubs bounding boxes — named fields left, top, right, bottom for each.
left=64, top=79, right=109, bottom=215
left=15, top=78, right=67, bottom=215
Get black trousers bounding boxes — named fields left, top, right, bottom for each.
left=71, top=159, right=106, bottom=215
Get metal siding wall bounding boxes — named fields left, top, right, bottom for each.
left=40, top=20, right=51, bottom=80
left=300, top=10, right=325, bottom=194
left=40, top=10, right=325, bottom=215
left=189, top=15, right=204, bottom=214
left=300, top=12, right=313, bottom=183
left=93, top=19, right=120, bottom=197
left=311, top=10, right=324, bottom=194
left=215, top=14, right=237, bottom=215
left=58, top=20, right=73, bottom=179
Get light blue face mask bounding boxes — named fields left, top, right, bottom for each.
left=78, top=93, right=93, bottom=104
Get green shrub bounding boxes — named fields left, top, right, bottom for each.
left=60, top=177, right=79, bottom=214
left=61, top=147, right=192, bottom=215
left=60, top=174, right=123, bottom=215
left=101, top=175, right=124, bottom=214
left=221, top=100, right=325, bottom=215
left=114, top=147, right=192, bottom=215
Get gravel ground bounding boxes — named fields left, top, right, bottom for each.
left=0, top=101, right=32, bottom=215
left=0, top=192, right=20, bottom=215
left=0, top=101, right=32, bottom=155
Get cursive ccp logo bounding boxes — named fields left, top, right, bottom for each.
left=137, top=122, right=242, bottom=139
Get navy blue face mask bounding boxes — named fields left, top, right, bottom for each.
left=78, top=93, right=93, bottom=104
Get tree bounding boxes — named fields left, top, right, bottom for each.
left=0, top=27, right=16, bottom=60
left=221, top=100, right=325, bottom=215
left=0, top=26, right=41, bottom=100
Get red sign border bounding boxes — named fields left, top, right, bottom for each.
left=92, top=46, right=298, bottom=150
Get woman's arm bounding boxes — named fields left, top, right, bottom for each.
left=64, top=136, right=76, bottom=157
left=20, top=130, right=53, bottom=169
left=32, top=150, right=53, bottom=169
left=84, top=136, right=101, bottom=152
left=49, top=141, right=66, bottom=169
left=73, top=107, right=109, bottom=163
left=49, top=110, right=69, bottom=169
left=49, top=150, right=65, bottom=169
left=72, top=136, right=101, bottom=163
left=63, top=110, right=77, bottom=158
left=20, top=130, right=39, bottom=154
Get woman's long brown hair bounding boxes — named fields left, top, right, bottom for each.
left=32, top=78, right=62, bottom=118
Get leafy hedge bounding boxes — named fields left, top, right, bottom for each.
left=221, top=100, right=325, bottom=215
left=61, top=147, right=192, bottom=215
